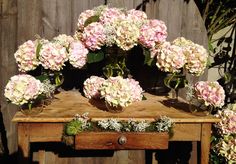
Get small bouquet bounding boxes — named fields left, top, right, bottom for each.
left=4, top=74, right=44, bottom=110
left=83, top=76, right=144, bottom=111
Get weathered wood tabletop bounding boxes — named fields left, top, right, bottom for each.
left=13, top=90, right=220, bottom=123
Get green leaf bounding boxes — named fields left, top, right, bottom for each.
left=87, top=51, right=104, bottom=64
left=208, top=41, right=214, bottom=52
left=35, top=74, right=49, bottom=82
left=36, top=42, right=42, bottom=58
left=84, top=15, right=100, bottom=27
left=143, top=49, right=155, bottom=66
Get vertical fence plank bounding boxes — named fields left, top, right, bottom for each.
left=0, top=0, right=18, bottom=155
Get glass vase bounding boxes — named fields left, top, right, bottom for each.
left=20, top=99, right=45, bottom=116
left=105, top=102, right=124, bottom=113
left=188, top=99, right=214, bottom=116
left=164, top=73, right=187, bottom=103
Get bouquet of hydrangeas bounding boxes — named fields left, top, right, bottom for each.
left=83, top=76, right=144, bottom=108
left=4, top=74, right=44, bottom=109
left=194, top=81, right=225, bottom=108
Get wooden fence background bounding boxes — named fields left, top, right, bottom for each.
left=0, top=0, right=208, bottom=163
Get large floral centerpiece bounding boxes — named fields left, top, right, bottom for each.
left=5, top=5, right=222, bottom=113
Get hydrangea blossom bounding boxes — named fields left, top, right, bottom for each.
left=82, top=22, right=106, bottom=51
left=126, top=9, right=147, bottom=27
left=4, top=74, right=44, bottom=105
left=99, top=7, right=125, bottom=25
left=14, top=40, right=39, bottom=72
left=156, top=42, right=186, bottom=73
left=172, top=37, right=194, bottom=47
left=214, top=135, right=236, bottom=162
left=39, top=42, right=68, bottom=71
left=194, top=81, right=225, bottom=108
left=53, top=34, right=74, bottom=48
left=126, top=78, right=144, bottom=102
left=68, top=41, right=88, bottom=68
left=184, top=44, right=208, bottom=76
left=77, top=9, right=95, bottom=31
left=100, top=76, right=133, bottom=107
left=215, top=108, right=236, bottom=135
left=113, top=19, right=140, bottom=51
left=139, top=19, right=167, bottom=48
left=83, top=76, right=105, bottom=99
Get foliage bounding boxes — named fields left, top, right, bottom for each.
left=196, top=0, right=236, bottom=104
left=65, top=114, right=173, bottom=135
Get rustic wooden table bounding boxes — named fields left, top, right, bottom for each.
left=12, top=91, right=220, bottom=164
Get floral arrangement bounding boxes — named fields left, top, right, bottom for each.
left=210, top=104, right=236, bottom=163
left=65, top=113, right=173, bottom=135
left=5, top=5, right=212, bottom=114
left=4, top=74, right=44, bottom=109
left=83, top=76, right=144, bottom=108
left=194, top=81, right=225, bottom=108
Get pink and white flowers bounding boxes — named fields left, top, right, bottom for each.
left=156, top=42, right=186, bottom=73
left=82, top=22, right=106, bottom=51
left=53, top=34, right=74, bottom=48
left=83, top=76, right=105, bottom=99
left=4, top=74, right=44, bottom=105
left=68, top=41, right=88, bottom=68
left=14, top=40, right=39, bottom=72
left=99, top=76, right=144, bottom=107
left=77, top=9, right=95, bottom=31
left=194, top=81, right=225, bottom=108
left=215, top=107, right=236, bottom=135
left=139, top=19, right=167, bottom=49
left=39, top=42, right=68, bottom=71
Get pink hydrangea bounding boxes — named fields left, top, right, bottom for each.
left=39, top=42, right=68, bottom=71
left=68, top=41, right=88, bottom=68
left=194, top=81, right=225, bottom=108
left=126, top=78, right=144, bottom=102
left=215, top=108, right=236, bottom=135
left=156, top=42, right=186, bottom=73
left=139, top=19, right=167, bottom=48
left=77, top=9, right=95, bottom=31
left=82, top=22, right=106, bottom=51
left=14, top=40, right=39, bottom=72
left=100, top=7, right=125, bottom=25
left=53, top=34, right=74, bottom=48
left=4, top=74, right=44, bottom=105
left=126, top=9, right=147, bottom=26
left=83, top=76, right=105, bottom=99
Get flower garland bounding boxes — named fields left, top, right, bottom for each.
left=65, top=113, right=174, bottom=136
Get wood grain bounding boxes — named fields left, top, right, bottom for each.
left=75, top=132, right=168, bottom=150
left=13, top=91, right=220, bottom=123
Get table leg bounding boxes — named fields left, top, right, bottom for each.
left=18, top=123, right=30, bottom=164
left=201, top=123, right=211, bottom=164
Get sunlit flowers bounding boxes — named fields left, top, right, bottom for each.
left=39, top=42, right=68, bottom=71
left=53, top=34, right=74, bottom=48
left=139, top=19, right=167, bottom=48
left=100, top=76, right=132, bottom=107
left=156, top=42, right=186, bottom=73
left=82, top=22, right=106, bottom=51
left=68, top=41, right=88, bottom=68
left=14, top=40, right=39, bottom=72
left=4, top=74, right=44, bottom=106
left=83, top=76, right=105, bottom=99
left=77, top=9, right=95, bottom=31
left=113, top=18, right=140, bottom=51
left=194, top=81, right=225, bottom=108
left=126, top=78, right=144, bottom=102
